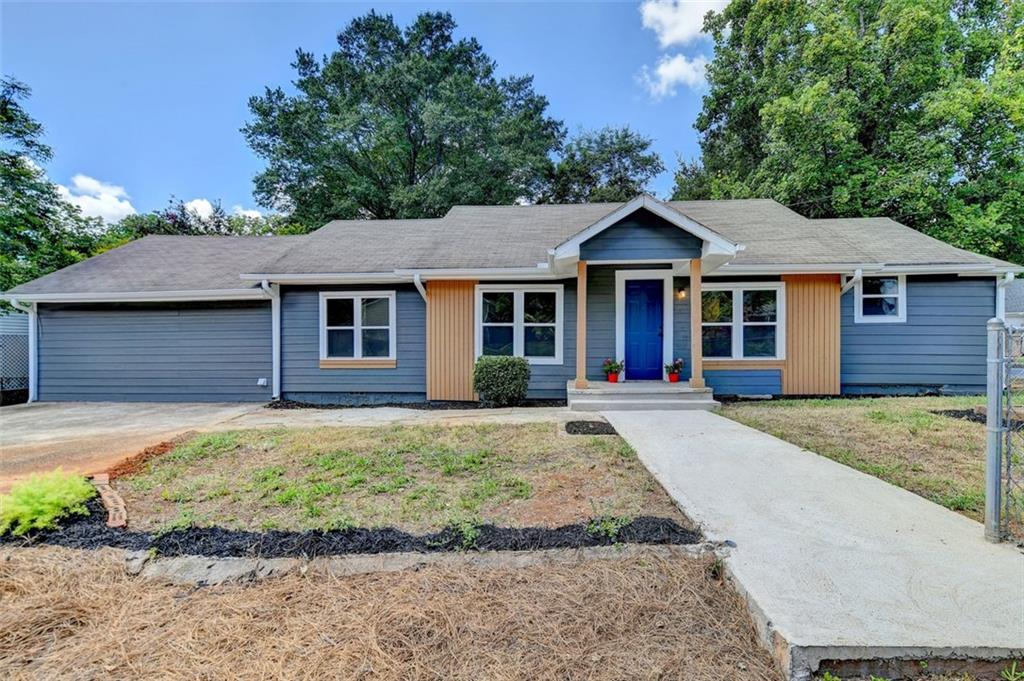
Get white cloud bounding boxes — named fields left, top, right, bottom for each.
left=640, top=0, right=728, bottom=48
left=183, top=198, right=215, bottom=219
left=639, top=53, right=709, bottom=99
left=231, top=204, right=262, bottom=219
left=57, top=174, right=136, bottom=223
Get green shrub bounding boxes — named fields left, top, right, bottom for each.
left=473, top=356, right=530, bottom=407
left=0, top=469, right=96, bottom=536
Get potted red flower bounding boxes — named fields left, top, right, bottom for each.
left=664, top=358, right=684, bottom=382
left=602, top=358, right=624, bottom=383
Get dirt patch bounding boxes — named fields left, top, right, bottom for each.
left=1, top=498, right=699, bottom=558
left=116, top=423, right=684, bottom=533
left=566, top=420, right=617, bottom=435
left=0, top=544, right=781, bottom=680
left=104, top=435, right=189, bottom=479
left=722, top=396, right=987, bottom=519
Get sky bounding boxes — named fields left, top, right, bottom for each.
left=1, top=1, right=727, bottom=223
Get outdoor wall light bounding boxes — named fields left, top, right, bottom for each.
left=675, top=287, right=688, bottom=300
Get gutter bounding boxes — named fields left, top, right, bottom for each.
left=412, top=273, right=427, bottom=303
left=0, top=288, right=268, bottom=303
left=8, top=298, right=37, bottom=403
left=841, top=268, right=863, bottom=294
left=260, top=280, right=282, bottom=400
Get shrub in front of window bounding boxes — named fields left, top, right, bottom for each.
left=473, top=356, right=531, bottom=407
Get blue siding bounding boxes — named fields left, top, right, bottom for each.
left=841, top=276, right=994, bottom=394
left=580, top=209, right=702, bottom=261
left=706, top=370, right=782, bottom=395
left=672, top=277, right=692, bottom=380
left=37, top=302, right=272, bottom=402
left=528, top=280, right=576, bottom=399
left=281, top=285, right=426, bottom=401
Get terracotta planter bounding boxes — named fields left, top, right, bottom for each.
left=607, top=373, right=620, bottom=383
left=667, top=372, right=680, bottom=383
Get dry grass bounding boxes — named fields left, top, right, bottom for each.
left=117, top=422, right=683, bottom=533
left=0, top=545, right=781, bottom=680
left=722, top=396, right=986, bottom=519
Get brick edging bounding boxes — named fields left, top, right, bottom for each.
left=90, top=473, right=127, bottom=528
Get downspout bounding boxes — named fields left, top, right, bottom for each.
left=9, top=298, right=37, bottom=403
left=260, top=280, right=281, bottom=400
left=996, top=272, right=1015, bottom=321
left=841, top=268, right=863, bottom=295
left=412, top=273, right=427, bottom=303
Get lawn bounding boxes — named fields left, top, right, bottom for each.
left=116, top=422, right=685, bottom=533
left=721, top=396, right=987, bottom=519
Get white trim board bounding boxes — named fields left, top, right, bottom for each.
left=614, top=270, right=674, bottom=381
left=473, top=284, right=565, bottom=366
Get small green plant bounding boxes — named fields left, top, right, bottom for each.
left=586, top=515, right=630, bottom=541
left=601, top=358, right=624, bottom=375
left=473, top=356, right=531, bottom=407
left=448, top=516, right=482, bottom=550
left=1003, top=661, right=1024, bottom=681
left=664, top=358, right=684, bottom=374
left=168, top=432, right=240, bottom=464
left=0, top=469, right=96, bottom=536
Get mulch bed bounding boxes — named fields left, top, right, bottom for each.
left=565, top=421, right=618, bottom=436
left=268, top=398, right=567, bottom=411
left=1, top=498, right=700, bottom=559
left=934, top=409, right=1024, bottom=431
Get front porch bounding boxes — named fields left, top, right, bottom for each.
left=566, top=379, right=719, bottom=412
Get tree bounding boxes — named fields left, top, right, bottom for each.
left=673, top=0, right=1024, bottom=264
left=244, top=11, right=565, bottom=227
left=0, top=76, right=101, bottom=296
left=540, top=127, right=665, bottom=203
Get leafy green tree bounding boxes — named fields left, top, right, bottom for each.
left=243, top=11, right=564, bottom=227
left=0, top=76, right=101, bottom=296
left=540, top=127, right=665, bottom=203
left=673, top=0, right=1024, bottom=264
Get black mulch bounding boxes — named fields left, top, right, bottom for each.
left=2, top=498, right=700, bottom=558
left=565, top=421, right=618, bottom=436
left=933, top=409, right=1024, bottom=431
left=268, top=398, right=567, bottom=411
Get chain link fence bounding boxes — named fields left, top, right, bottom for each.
left=0, top=312, right=29, bottom=405
left=986, top=318, right=1024, bottom=543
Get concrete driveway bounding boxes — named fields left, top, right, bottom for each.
left=0, top=402, right=262, bottom=491
left=605, top=410, right=1024, bottom=681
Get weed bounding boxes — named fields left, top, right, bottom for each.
left=447, top=516, right=482, bottom=550
left=156, top=508, right=198, bottom=535
left=168, top=432, right=240, bottom=464
left=420, top=446, right=494, bottom=475
left=260, top=518, right=280, bottom=531
left=586, top=515, right=631, bottom=541
left=273, top=486, right=300, bottom=506
left=0, top=469, right=96, bottom=536
left=1004, top=662, right=1024, bottom=681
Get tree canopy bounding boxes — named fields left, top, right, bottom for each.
left=673, top=0, right=1024, bottom=265
left=244, top=11, right=565, bottom=226
left=541, top=127, right=665, bottom=203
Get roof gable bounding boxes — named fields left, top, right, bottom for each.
left=579, top=208, right=704, bottom=261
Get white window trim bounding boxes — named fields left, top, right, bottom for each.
left=701, top=282, right=787, bottom=361
left=318, top=291, right=397, bottom=360
left=854, top=275, right=907, bottom=324
left=474, top=284, right=564, bottom=365
left=614, top=270, right=674, bottom=381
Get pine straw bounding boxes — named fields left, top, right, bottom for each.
left=0, top=546, right=781, bottom=681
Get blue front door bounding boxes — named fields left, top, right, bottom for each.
left=625, top=280, right=663, bottom=380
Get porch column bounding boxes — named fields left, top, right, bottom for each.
left=689, top=258, right=705, bottom=388
left=575, top=260, right=588, bottom=389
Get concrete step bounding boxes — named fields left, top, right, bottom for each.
left=568, top=390, right=714, bottom=402
left=568, top=398, right=721, bottom=412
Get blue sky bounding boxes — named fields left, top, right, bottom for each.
left=2, top=1, right=724, bottom=222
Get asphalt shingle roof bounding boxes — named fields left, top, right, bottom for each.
left=6, top=199, right=1018, bottom=295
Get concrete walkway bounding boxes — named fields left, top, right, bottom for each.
left=605, top=410, right=1024, bottom=681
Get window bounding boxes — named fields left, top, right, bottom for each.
left=701, top=284, right=785, bottom=360
left=319, top=291, right=396, bottom=360
left=476, top=285, right=563, bottom=364
left=855, top=275, right=906, bottom=323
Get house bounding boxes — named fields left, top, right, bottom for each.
left=3, top=196, right=1021, bottom=408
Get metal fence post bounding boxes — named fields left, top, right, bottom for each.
left=985, top=318, right=1005, bottom=542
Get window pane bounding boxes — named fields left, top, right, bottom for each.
left=326, top=298, right=354, bottom=327
left=702, top=291, right=733, bottom=323
left=743, top=325, right=776, bottom=357
left=482, top=292, right=514, bottom=323
left=361, top=297, right=390, bottom=327
left=482, top=326, right=514, bottom=355
left=361, top=328, right=390, bottom=357
left=702, top=326, right=732, bottom=358
left=743, top=290, right=777, bottom=322
left=524, top=291, right=556, bottom=323
left=524, top=326, right=555, bottom=357
left=863, top=297, right=899, bottom=317
left=863, top=277, right=899, bottom=295
left=327, top=329, right=354, bottom=357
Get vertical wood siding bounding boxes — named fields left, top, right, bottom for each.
left=783, top=274, right=841, bottom=395
left=426, top=280, right=477, bottom=401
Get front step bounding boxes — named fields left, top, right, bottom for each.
left=566, top=380, right=720, bottom=412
